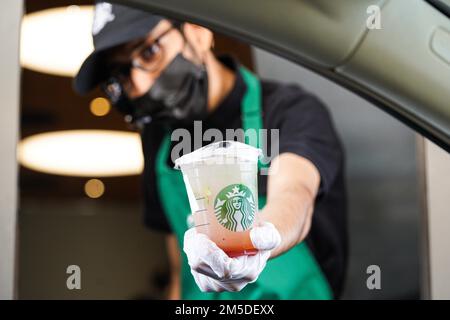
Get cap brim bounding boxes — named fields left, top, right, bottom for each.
left=73, top=50, right=109, bottom=95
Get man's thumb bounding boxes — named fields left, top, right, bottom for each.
left=250, top=222, right=281, bottom=250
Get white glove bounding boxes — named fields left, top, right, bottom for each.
left=183, top=222, right=281, bottom=292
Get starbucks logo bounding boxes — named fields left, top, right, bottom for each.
left=214, top=184, right=256, bottom=232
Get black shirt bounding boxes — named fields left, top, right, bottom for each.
left=140, top=56, right=348, bottom=298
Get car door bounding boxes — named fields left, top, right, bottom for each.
left=120, top=0, right=450, bottom=151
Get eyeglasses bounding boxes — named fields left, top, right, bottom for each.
left=102, top=25, right=177, bottom=109
left=107, top=26, right=176, bottom=84
left=130, top=26, right=175, bottom=73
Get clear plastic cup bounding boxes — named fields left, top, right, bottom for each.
left=175, top=140, right=262, bottom=257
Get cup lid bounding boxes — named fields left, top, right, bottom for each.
left=174, top=140, right=262, bottom=169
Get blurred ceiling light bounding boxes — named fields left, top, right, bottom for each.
left=90, top=97, right=111, bottom=116
left=84, top=179, right=105, bottom=198
left=18, top=130, right=144, bottom=177
left=20, top=5, right=94, bottom=77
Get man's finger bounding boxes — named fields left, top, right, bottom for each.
left=250, top=222, right=281, bottom=250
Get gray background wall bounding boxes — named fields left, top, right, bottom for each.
left=425, top=140, right=450, bottom=299
left=253, top=48, right=422, bottom=299
left=0, top=0, right=22, bottom=300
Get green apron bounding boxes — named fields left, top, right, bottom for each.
left=155, top=67, right=333, bottom=300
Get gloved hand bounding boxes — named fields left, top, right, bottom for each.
left=183, top=222, right=281, bottom=292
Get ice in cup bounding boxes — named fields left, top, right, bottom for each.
left=175, top=140, right=262, bottom=257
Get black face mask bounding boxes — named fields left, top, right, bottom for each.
left=105, top=53, right=209, bottom=128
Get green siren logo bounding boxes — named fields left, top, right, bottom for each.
left=214, top=184, right=256, bottom=232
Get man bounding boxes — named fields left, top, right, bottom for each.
left=74, top=2, right=347, bottom=299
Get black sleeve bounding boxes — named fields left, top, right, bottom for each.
left=263, top=82, right=348, bottom=298
left=275, top=89, right=344, bottom=196
left=140, top=122, right=173, bottom=233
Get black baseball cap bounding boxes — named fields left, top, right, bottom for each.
left=73, top=1, right=164, bottom=94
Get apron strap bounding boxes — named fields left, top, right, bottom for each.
left=239, top=67, right=269, bottom=169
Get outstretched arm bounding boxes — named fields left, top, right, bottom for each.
left=259, top=152, right=320, bottom=258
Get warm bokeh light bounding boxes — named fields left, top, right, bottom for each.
left=90, top=97, right=111, bottom=116
left=20, top=5, right=94, bottom=77
left=18, top=130, right=144, bottom=177
left=84, top=179, right=105, bottom=198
